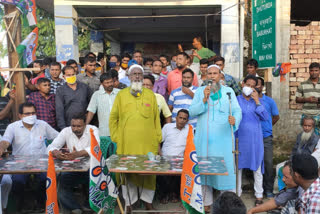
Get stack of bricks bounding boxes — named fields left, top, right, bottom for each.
left=289, top=21, right=320, bottom=109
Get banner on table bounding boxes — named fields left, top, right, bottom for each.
left=89, top=129, right=118, bottom=214
left=46, top=151, right=59, bottom=214
left=17, top=27, right=38, bottom=68
left=181, top=124, right=204, bottom=214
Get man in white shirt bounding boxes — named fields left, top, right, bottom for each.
left=47, top=113, right=99, bottom=213
left=86, top=73, right=120, bottom=136
left=0, top=102, right=59, bottom=211
left=158, top=109, right=190, bottom=204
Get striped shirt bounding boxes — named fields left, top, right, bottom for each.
left=296, top=79, right=320, bottom=115
left=168, top=86, right=198, bottom=128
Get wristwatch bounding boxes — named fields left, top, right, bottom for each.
left=256, top=102, right=261, bottom=106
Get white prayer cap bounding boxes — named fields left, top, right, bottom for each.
left=128, top=64, right=144, bottom=75
left=207, top=64, right=221, bottom=71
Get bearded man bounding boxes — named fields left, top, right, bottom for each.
left=109, top=64, right=162, bottom=212
left=291, top=116, right=320, bottom=157
left=189, top=65, right=242, bottom=213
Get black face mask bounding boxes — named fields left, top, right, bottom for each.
left=255, top=88, right=260, bottom=94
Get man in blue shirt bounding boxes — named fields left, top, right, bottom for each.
left=257, top=77, right=280, bottom=198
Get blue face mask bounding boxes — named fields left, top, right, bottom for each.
left=109, top=62, right=117, bottom=68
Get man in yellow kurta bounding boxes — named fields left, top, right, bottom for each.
left=109, top=64, right=162, bottom=211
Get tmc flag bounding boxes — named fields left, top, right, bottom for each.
left=46, top=151, right=59, bottom=214
left=16, top=27, right=38, bottom=68
left=0, top=0, right=37, bottom=26
left=89, top=129, right=118, bottom=214
left=181, top=124, right=204, bottom=214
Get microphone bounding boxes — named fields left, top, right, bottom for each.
left=207, top=80, right=213, bottom=86
left=227, top=92, right=231, bottom=100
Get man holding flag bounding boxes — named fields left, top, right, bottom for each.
left=189, top=65, right=242, bottom=213
left=47, top=113, right=99, bottom=213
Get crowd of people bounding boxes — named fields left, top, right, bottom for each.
left=0, top=36, right=319, bottom=214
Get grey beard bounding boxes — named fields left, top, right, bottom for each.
left=211, top=82, right=221, bottom=93
left=131, top=81, right=143, bottom=92
left=301, top=130, right=314, bottom=144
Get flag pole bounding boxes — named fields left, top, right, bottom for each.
left=117, top=197, right=124, bottom=214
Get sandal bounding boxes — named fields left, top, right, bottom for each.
left=160, top=195, right=169, bottom=204
left=255, top=199, right=263, bottom=207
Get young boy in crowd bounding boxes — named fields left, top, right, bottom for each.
left=28, top=78, right=56, bottom=129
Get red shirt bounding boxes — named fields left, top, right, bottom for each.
left=167, top=68, right=199, bottom=95
left=31, top=73, right=45, bottom=85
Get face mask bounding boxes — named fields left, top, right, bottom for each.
left=242, top=86, right=253, bottom=96
left=22, top=115, right=37, bottom=125
left=121, top=63, right=128, bottom=69
left=152, top=73, right=160, bottom=81
left=171, top=61, right=177, bottom=69
left=65, top=75, right=77, bottom=84
left=255, top=87, right=260, bottom=94
left=109, top=62, right=117, bottom=68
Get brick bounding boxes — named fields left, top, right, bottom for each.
left=299, top=31, right=306, bottom=35
left=291, top=24, right=296, bottom=29
left=291, top=35, right=297, bottom=40
left=295, top=26, right=309, bottom=30
left=290, top=77, right=297, bottom=81
left=298, top=49, right=305, bottom=54
left=305, top=45, right=320, bottom=49
left=291, top=63, right=309, bottom=68
left=291, top=68, right=298, bottom=73
left=305, top=58, right=312, bottom=63
left=298, top=68, right=306, bottom=72
left=312, top=58, right=318, bottom=62
left=297, top=35, right=310, bottom=39
left=290, top=49, right=298, bottom=54
left=290, top=73, right=295, bottom=77
left=314, top=49, right=320, bottom=53
left=298, top=58, right=305, bottom=63
left=306, top=49, right=313, bottom=53
left=313, top=40, right=320, bottom=44
left=291, top=30, right=297, bottom=35
left=298, top=40, right=305, bottom=45
left=310, top=26, right=319, bottom=30
left=291, top=39, right=298, bottom=44
left=289, top=82, right=300, bottom=87
left=312, top=31, right=320, bottom=35
left=311, top=22, right=319, bottom=26
left=308, top=53, right=320, bottom=58
left=305, top=40, right=313, bottom=44
left=306, top=30, right=313, bottom=35
left=297, top=77, right=305, bottom=82
left=311, top=36, right=320, bottom=40
left=290, top=59, right=297, bottom=64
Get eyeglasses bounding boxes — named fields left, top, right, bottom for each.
left=23, top=112, right=36, bottom=116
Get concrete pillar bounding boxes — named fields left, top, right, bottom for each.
left=272, top=0, right=295, bottom=141
left=220, top=2, right=241, bottom=80
left=54, top=4, right=79, bottom=62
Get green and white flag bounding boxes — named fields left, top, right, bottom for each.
left=16, top=27, right=38, bottom=68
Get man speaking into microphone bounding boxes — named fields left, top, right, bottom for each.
left=189, top=64, right=242, bottom=213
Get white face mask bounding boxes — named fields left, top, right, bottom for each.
left=242, top=86, right=253, bottom=96
left=22, top=115, right=37, bottom=125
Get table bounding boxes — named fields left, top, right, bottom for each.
left=106, top=154, right=228, bottom=213
left=106, top=154, right=228, bottom=175
left=0, top=155, right=90, bottom=174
